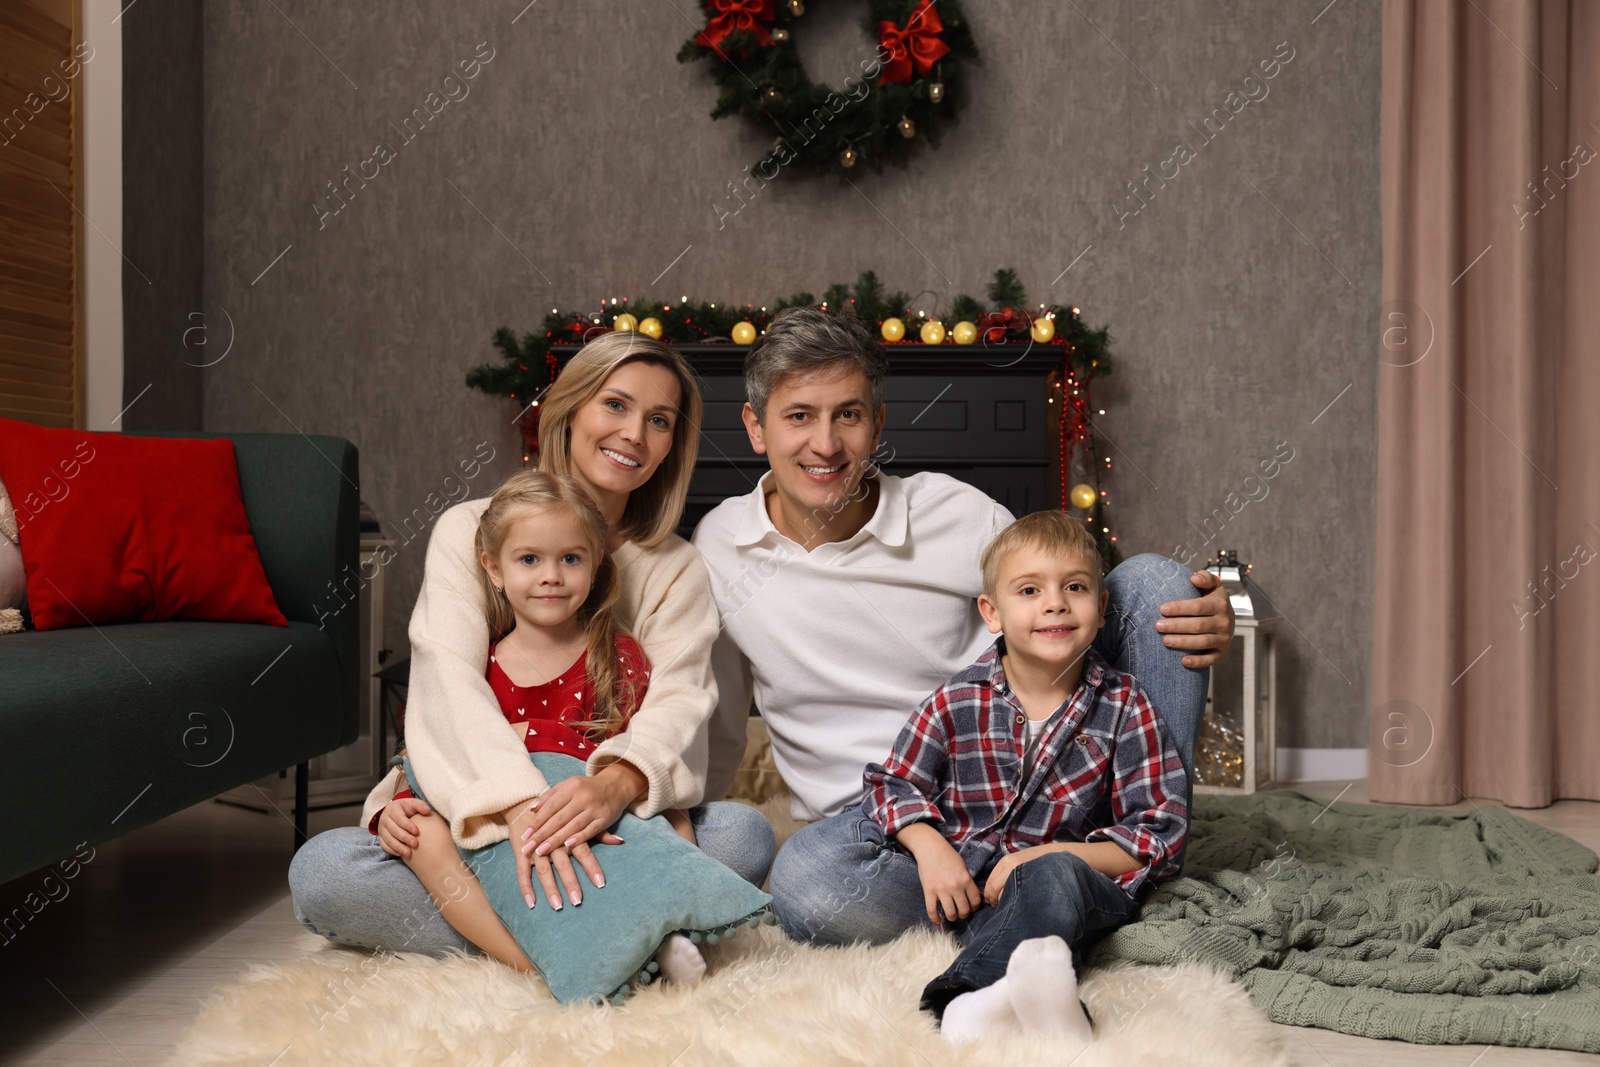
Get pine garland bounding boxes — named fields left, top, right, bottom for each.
left=466, top=269, right=1122, bottom=567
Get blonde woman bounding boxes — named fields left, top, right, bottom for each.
left=289, top=332, right=775, bottom=959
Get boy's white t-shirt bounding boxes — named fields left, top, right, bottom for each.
left=1021, top=713, right=1050, bottom=774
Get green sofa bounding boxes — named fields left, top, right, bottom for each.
left=0, top=432, right=361, bottom=884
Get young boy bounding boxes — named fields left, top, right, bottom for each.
left=862, top=510, right=1189, bottom=1044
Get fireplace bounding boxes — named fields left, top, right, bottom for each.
left=557, top=342, right=1061, bottom=537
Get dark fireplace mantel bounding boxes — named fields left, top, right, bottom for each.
left=554, top=343, right=1061, bottom=536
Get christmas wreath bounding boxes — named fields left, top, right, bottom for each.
left=676, top=0, right=977, bottom=174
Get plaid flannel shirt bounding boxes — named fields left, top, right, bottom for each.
left=862, top=641, right=1188, bottom=899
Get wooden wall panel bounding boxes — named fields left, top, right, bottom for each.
left=0, top=0, right=80, bottom=428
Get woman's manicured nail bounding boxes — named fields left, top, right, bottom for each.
left=565, top=837, right=577, bottom=848
left=551, top=899, right=562, bottom=911
left=522, top=842, right=534, bottom=855
left=569, top=892, right=581, bottom=906
left=522, top=828, right=533, bottom=841
left=536, top=843, right=549, bottom=856
left=594, top=876, right=606, bottom=888
left=524, top=893, right=536, bottom=909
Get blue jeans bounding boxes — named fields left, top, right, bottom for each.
left=771, top=552, right=1208, bottom=945
left=288, top=801, right=776, bottom=956
left=920, top=851, right=1140, bottom=1017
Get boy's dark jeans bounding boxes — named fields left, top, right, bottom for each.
left=920, top=850, right=1141, bottom=1018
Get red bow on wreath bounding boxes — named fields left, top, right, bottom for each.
left=977, top=306, right=1030, bottom=343
left=877, top=0, right=950, bottom=85
left=697, top=0, right=776, bottom=55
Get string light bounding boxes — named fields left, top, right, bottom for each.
left=530, top=290, right=1118, bottom=555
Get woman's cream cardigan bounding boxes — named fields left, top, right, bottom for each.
left=359, top=498, right=721, bottom=849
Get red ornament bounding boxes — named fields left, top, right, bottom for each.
left=877, top=0, right=950, bottom=86
left=697, top=0, right=776, bottom=57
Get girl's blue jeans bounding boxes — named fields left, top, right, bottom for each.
left=289, top=801, right=774, bottom=956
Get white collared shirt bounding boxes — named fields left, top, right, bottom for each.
left=692, top=471, right=1013, bottom=820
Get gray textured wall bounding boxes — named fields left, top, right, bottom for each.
left=199, top=1, right=1379, bottom=750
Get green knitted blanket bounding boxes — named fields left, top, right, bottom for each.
left=1089, top=790, right=1600, bottom=1052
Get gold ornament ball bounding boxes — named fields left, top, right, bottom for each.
left=1070, top=483, right=1097, bottom=510
left=613, top=312, right=638, bottom=332
left=880, top=317, right=906, bottom=342
left=951, top=321, right=977, bottom=345
left=731, top=321, right=757, bottom=345
left=1031, top=316, right=1056, bottom=343
left=920, top=320, right=947, bottom=344
left=638, top=316, right=663, bottom=339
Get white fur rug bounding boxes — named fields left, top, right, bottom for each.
left=169, top=925, right=1286, bottom=1066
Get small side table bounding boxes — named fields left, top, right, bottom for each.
left=217, top=535, right=396, bottom=812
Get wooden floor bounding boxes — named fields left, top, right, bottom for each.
left=3, top=780, right=1598, bottom=1066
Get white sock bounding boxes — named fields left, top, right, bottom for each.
left=655, top=933, right=706, bottom=987
left=940, top=977, right=1019, bottom=1044
left=1004, top=936, right=1094, bottom=1049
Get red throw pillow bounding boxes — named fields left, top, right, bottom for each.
left=0, top=419, right=287, bottom=631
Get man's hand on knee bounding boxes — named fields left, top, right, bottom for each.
left=1157, top=568, right=1236, bottom=668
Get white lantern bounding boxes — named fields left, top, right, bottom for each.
left=1193, top=549, right=1279, bottom=794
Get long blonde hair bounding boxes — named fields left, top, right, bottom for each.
left=475, top=470, right=642, bottom=740
left=537, top=331, right=703, bottom=549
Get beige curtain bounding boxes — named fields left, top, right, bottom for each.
left=1373, top=0, right=1600, bottom=807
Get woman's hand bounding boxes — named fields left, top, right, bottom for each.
left=501, top=798, right=623, bottom=910
left=376, top=797, right=432, bottom=858
left=522, top=761, right=647, bottom=858
left=1157, top=568, right=1237, bottom=668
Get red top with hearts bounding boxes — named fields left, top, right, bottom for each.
left=372, top=634, right=650, bottom=832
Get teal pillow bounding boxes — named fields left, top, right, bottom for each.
left=401, top=753, right=773, bottom=1004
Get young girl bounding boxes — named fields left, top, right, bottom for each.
left=373, top=469, right=706, bottom=984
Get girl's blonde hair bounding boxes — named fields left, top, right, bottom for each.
left=475, top=470, right=642, bottom=740
left=537, top=331, right=703, bottom=549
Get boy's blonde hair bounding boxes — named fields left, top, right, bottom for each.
left=475, top=469, right=642, bottom=740
left=980, top=510, right=1103, bottom=598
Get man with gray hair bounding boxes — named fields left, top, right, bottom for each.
left=691, top=305, right=1235, bottom=945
